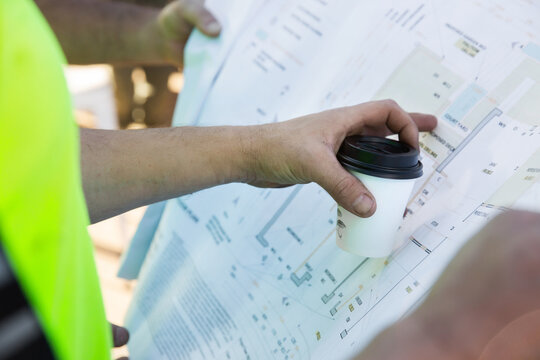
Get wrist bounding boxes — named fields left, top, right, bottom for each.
left=196, top=126, right=260, bottom=186
left=234, top=125, right=261, bottom=184
left=236, top=124, right=278, bottom=185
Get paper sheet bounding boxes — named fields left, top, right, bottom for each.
left=117, top=0, right=265, bottom=278
left=117, top=201, right=167, bottom=280
left=122, top=1, right=540, bottom=358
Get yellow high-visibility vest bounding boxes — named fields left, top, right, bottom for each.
left=0, top=0, right=111, bottom=358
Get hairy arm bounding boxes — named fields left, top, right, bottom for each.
left=80, top=126, right=253, bottom=223
left=80, top=101, right=436, bottom=223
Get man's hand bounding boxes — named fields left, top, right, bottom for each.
left=152, top=0, right=221, bottom=67
left=81, top=100, right=436, bottom=223
left=357, top=211, right=540, bottom=359
left=245, top=100, right=437, bottom=217
left=36, top=0, right=221, bottom=65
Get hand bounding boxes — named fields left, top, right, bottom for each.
left=357, top=211, right=540, bottom=359
left=245, top=100, right=437, bottom=217
left=149, top=0, right=221, bottom=66
left=80, top=100, right=434, bottom=222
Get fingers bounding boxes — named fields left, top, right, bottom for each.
left=344, top=100, right=437, bottom=149
left=160, top=0, right=221, bottom=40
left=410, top=113, right=438, bottom=132
left=314, top=152, right=376, bottom=217
left=370, top=100, right=419, bottom=148
left=179, top=0, right=221, bottom=37
left=111, top=323, right=130, bottom=348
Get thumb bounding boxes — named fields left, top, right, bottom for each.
left=181, top=0, right=222, bottom=37
left=316, top=157, right=376, bottom=218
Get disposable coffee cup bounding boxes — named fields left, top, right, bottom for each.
left=335, top=136, right=423, bottom=258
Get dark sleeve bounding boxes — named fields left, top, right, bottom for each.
left=0, top=232, right=56, bottom=360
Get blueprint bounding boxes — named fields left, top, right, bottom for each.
left=121, top=1, right=540, bottom=359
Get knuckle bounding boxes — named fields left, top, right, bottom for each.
left=175, top=0, right=187, bottom=11
left=179, top=0, right=201, bottom=15
left=383, top=99, right=399, bottom=108
left=332, top=176, right=357, bottom=200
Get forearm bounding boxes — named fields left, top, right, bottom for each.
left=81, top=101, right=438, bottom=223
left=80, top=127, right=254, bottom=223
left=36, top=0, right=166, bottom=65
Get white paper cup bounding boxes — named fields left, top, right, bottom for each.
left=336, top=172, right=416, bottom=257
left=336, top=136, right=423, bottom=258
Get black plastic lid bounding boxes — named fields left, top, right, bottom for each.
left=337, top=136, right=423, bottom=179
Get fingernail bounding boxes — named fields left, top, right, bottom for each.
left=206, top=21, right=222, bottom=34
left=353, top=194, right=374, bottom=216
